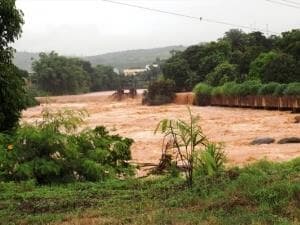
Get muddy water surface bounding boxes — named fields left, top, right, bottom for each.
left=23, top=91, right=300, bottom=172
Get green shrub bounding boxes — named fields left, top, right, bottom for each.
left=193, top=83, right=212, bottom=105
left=211, top=86, right=224, bottom=96
left=283, top=82, right=300, bottom=96
left=0, top=109, right=134, bottom=184
left=195, top=143, right=226, bottom=177
left=24, top=87, right=40, bottom=107
left=206, top=62, right=238, bottom=86
left=235, top=80, right=262, bottom=96
left=221, top=82, right=238, bottom=96
left=143, top=79, right=176, bottom=105
left=258, top=82, right=281, bottom=96
left=273, top=84, right=288, bottom=96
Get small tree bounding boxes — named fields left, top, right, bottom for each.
left=155, top=108, right=207, bottom=187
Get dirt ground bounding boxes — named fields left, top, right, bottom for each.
left=23, top=91, right=300, bottom=174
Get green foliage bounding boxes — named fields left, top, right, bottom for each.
left=32, top=52, right=91, bottom=95
left=194, top=80, right=300, bottom=99
left=275, top=29, right=300, bottom=60
left=211, top=85, right=224, bottom=96
left=210, top=80, right=262, bottom=97
left=248, top=51, right=278, bottom=81
left=0, top=158, right=300, bottom=225
left=273, top=83, right=288, bottom=96
left=90, top=64, right=121, bottom=91
left=195, top=143, right=226, bottom=177
left=220, top=81, right=239, bottom=96
left=0, top=0, right=24, bottom=62
left=206, top=62, right=238, bottom=86
left=162, top=30, right=299, bottom=91
left=162, top=53, right=193, bottom=91
left=193, top=83, right=212, bottom=105
left=0, top=0, right=27, bottom=132
left=263, top=53, right=300, bottom=83
left=258, top=82, right=281, bottom=95
left=155, top=108, right=209, bottom=187
left=283, top=82, right=300, bottom=96
left=228, top=80, right=262, bottom=96
left=0, top=65, right=28, bottom=132
left=143, top=79, right=175, bottom=105
left=0, top=109, right=134, bottom=184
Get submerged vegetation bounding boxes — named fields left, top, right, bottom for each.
left=143, top=78, right=176, bottom=105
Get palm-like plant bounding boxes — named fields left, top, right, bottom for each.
left=155, top=107, right=208, bottom=187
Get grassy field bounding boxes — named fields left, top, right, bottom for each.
left=1, top=158, right=300, bottom=225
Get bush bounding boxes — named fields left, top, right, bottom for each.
left=0, top=109, right=134, bottom=184
left=193, top=83, right=212, bottom=105
left=211, top=86, right=224, bottom=96
left=283, top=82, right=300, bottom=96
left=206, top=62, right=238, bottom=86
left=24, top=87, right=40, bottom=108
left=195, top=143, right=226, bottom=177
left=143, top=79, right=176, bottom=105
left=273, top=84, right=288, bottom=96
left=234, top=80, right=262, bottom=96
left=221, top=82, right=238, bottom=96
left=258, top=82, right=281, bottom=96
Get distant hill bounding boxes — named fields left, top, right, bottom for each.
left=13, top=45, right=186, bottom=72
left=84, top=45, right=186, bottom=69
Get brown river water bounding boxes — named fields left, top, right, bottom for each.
left=22, top=90, right=300, bottom=175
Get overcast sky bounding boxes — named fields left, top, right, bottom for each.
left=13, top=0, right=300, bottom=56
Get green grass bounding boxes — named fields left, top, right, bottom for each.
left=1, top=158, right=300, bottom=225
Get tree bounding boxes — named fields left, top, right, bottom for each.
left=162, top=52, right=192, bottom=91
left=32, top=52, right=91, bottom=95
left=248, top=51, right=278, bottom=81
left=0, top=0, right=26, bottom=132
left=223, top=29, right=248, bottom=51
left=90, top=65, right=120, bottom=91
left=206, top=62, right=238, bottom=86
left=196, top=41, right=231, bottom=81
left=276, top=29, right=300, bottom=60
left=262, top=53, right=299, bottom=83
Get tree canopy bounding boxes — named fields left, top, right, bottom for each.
left=0, top=0, right=27, bottom=132
left=32, top=52, right=123, bottom=95
left=161, top=29, right=300, bottom=91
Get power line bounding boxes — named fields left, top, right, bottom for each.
left=265, top=0, right=300, bottom=9
left=280, top=0, right=300, bottom=6
left=100, top=0, right=279, bottom=34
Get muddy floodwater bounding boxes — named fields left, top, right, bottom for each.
left=23, top=91, right=300, bottom=173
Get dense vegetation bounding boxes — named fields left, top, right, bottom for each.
left=142, top=78, right=176, bottom=105
left=1, top=158, right=299, bottom=225
left=162, top=29, right=300, bottom=92
left=0, top=0, right=36, bottom=132
left=0, top=109, right=134, bottom=184
left=31, top=52, right=128, bottom=95
left=194, top=81, right=300, bottom=98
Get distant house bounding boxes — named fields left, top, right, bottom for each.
left=123, top=68, right=147, bottom=76
left=123, top=64, right=159, bottom=76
